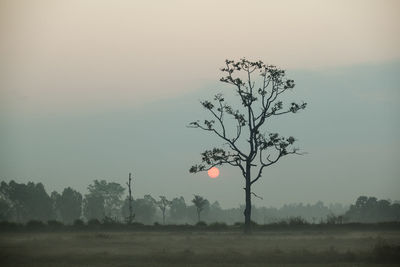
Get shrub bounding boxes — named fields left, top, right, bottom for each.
left=102, top=216, right=118, bottom=225
left=47, top=220, right=63, bottom=228
left=208, top=222, right=228, bottom=230
left=73, top=219, right=85, bottom=227
left=288, top=217, right=308, bottom=226
left=0, top=221, right=20, bottom=231
left=130, top=222, right=145, bottom=227
left=87, top=218, right=101, bottom=227
left=26, top=220, right=45, bottom=229
left=196, top=221, right=207, bottom=227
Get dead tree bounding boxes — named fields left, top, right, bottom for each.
left=126, top=172, right=134, bottom=224
left=189, top=59, right=306, bottom=233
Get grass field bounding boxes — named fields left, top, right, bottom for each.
left=1, top=230, right=400, bottom=266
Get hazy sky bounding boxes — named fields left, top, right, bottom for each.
left=1, top=0, right=399, bottom=208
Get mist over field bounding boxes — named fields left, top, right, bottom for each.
left=1, top=62, right=399, bottom=209
left=1, top=0, right=399, bottom=209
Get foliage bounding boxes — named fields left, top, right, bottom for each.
left=195, top=221, right=207, bottom=227
left=122, top=194, right=157, bottom=224
left=0, top=181, right=54, bottom=222
left=87, top=218, right=101, bottom=227
left=0, top=178, right=398, bottom=226
left=53, top=187, right=82, bottom=224
left=83, top=194, right=105, bottom=220
left=26, top=220, right=46, bottom=229
left=87, top=180, right=125, bottom=219
left=0, top=197, right=12, bottom=220
left=345, top=196, right=400, bottom=223
left=192, top=195, right=209, bottom=222
left=169, top=196, right=187, bottom=223
left=73, top=219, right=85, bottom=227
left=208, top=222, right=228, bottom=230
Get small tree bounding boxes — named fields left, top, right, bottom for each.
left=156, top=196, right=171, bottom=225
left=189, top=59, right=306, bottom=233
left=192, top=195, right=208, bottom=222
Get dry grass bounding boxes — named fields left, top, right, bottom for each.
left=0, top=231, right=399, bottom=266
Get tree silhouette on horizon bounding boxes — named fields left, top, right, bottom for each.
left=189, top=58, right=306, bottom=233
left=192, top=195, right=208, bottom=223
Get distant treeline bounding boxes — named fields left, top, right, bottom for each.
left=0, top=180, right=399, bottom=225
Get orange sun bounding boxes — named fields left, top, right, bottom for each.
left=207, top=167, right=220, bottom=178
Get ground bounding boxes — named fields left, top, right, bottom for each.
left=1, top=230, right=399, bottom=266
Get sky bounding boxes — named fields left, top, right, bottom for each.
left=0, top=0, right=399, bottom=208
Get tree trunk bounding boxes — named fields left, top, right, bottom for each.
left=162, top=211, right=165, bottom=225
left=197, top=210, right=200, bottom=223
left=127, top=173, right=133, bottom=224
left=244, top=164, right=252, bottom=234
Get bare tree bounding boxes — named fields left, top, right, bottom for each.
left=126, top=172, right=134, bottom=224
left=189, top=59, right=306, bottom=233
left=156, top=196, right=171, bottom=225
left=192, top=195, right=208, bottom=223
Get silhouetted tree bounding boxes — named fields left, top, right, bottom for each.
left=192, top=195, right=208, bottom=222
left=156, top=196, right=171, bottom=225
left=208, top=201, right=223, bottom=222
left=0, top=197, right=12, bottom=221
left=345, top=196, right=400, bottom=223
left=0, top=181, right=54, bottom=222
left=87, top=180, right=125, bottom=219
left=130, top=195, right=157, bottom=224
left=51, top=191, right=62, bottom=220
left=125, top=173, right=134, bottom=224
left=53, top=187, right=82, bottom=224
left=169, top=196, right=187, bottom=223
left=189, top=59, right=306, bottom=233
left=83, top=194, right=105, bottom=220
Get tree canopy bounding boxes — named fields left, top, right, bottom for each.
left=189, top=58, right=306, bottom=232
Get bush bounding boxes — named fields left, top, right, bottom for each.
left=73, top=219, right=85, bottom=227
left=47, top=220, right=63, bottom=228
left=0, top=221, right=20, bottom=231
left=208, top=222, right=228, bottom=230
left=250, top=220, right=258, bottom=226
left=233, top=221, right=257, bottom=228
left=288, top=217, right=308, bottom=226
left=195, top=221, right=207, bottom=227
left=102, top=216, right=118, bottom=225
left=273, top=220, right=288, bottom=226
left=326, top=214, right=344, bottom=225
left=26, top=220, right=45, bottom=229
left=87, top=219, right=101, bottom=227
